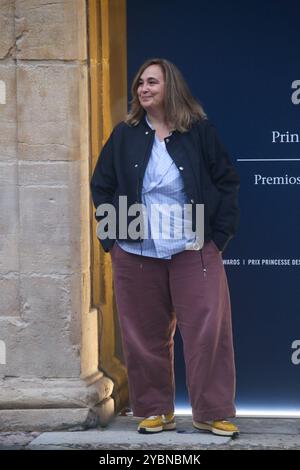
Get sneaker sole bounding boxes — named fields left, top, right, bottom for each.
left=193, top=421, right=239, bottom=437
left=138, top=422, right=176, bottom=434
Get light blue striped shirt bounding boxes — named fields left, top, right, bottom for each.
left=116, top=116, right=199, bottom=259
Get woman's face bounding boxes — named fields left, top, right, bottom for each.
left=137, top=64, right=165, bottom=113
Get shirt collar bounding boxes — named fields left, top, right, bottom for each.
left=145, top=114, right=154, bottom=130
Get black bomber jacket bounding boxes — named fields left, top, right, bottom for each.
left=90, top=115, right=240, bottom=253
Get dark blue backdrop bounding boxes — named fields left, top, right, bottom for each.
left=127, top=0, right=300, bottom=412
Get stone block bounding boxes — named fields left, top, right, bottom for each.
left=0, top=0, right=15, bottom=59
left=19, top=185, right=81, bottom=274
left=15, top=0, right=87, bottom=60
left=0, top=408, right=96, bottom=432
left=1, top=309, right=81, bottom=377
left=0, top=377, right=111, bottom=409
left=19, top=273, right=81, bottom=343
left=17, top=63, right=88, bottom=161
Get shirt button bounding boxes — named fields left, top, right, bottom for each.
left=179, top=166, right=184, bottom=171
left=134, top=164, right=138, bottom=167
left=165, top=138, right=169, bottom=143
left=145, top=131, right=149, bottom=135
left=190, top=199, right=194, bottom=203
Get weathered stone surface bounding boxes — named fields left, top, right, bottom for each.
left=19, top=160, right=80, bottom=186
left=0, top=431, right=39, bottom=450
left=15, top=0, right=87, bottom=60
left=0, top=235, right=19, bottom=275
left=0, top=275, right=83, bottom=377
left=1, top=49, right=19, bottom=326
left=93, top=398, right=116, bottom=428
left=0, top=376, right=115, bottom=431
left=0, top=275, right=19, bottom=317
left=0, top=408, right=96, bottom=432
left=0, top=162, right=19, bottom=276
left=0, top=0, right=15, bottom=60
left=0, top=377, right=113, bottom=409
left=0, top=64, right=17, bottom=160
left=19, top=185, right=81, bottom=274
left=17, top=63, right=88, bottom=161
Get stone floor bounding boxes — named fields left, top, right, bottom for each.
left=0, top=415, right=299, bottom=450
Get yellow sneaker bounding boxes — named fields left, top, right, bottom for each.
left=193, top=419, right=239, bottom=437
left=137, top=412, right=176, bottom=434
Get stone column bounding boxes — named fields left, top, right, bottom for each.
left=0, top=0, right=114, bottom=431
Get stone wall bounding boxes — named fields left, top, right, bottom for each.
left=0, top=0, right=112, bottom=430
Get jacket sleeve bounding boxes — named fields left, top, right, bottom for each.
left=90, top=131, right=117, bottom=221
left=203, top=121, right=240, bottom=252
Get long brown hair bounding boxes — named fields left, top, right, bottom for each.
left=125, top=58, right=207, bottom=132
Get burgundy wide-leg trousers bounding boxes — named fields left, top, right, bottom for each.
left=110, top=240, right=236, bottom=421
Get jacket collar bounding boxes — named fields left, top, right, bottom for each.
left=140, top=112, right=154, bottom=132
left=139, top=112, right=178, bottom=137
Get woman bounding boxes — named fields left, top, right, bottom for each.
left=90, top=58, right=240, bottom=437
